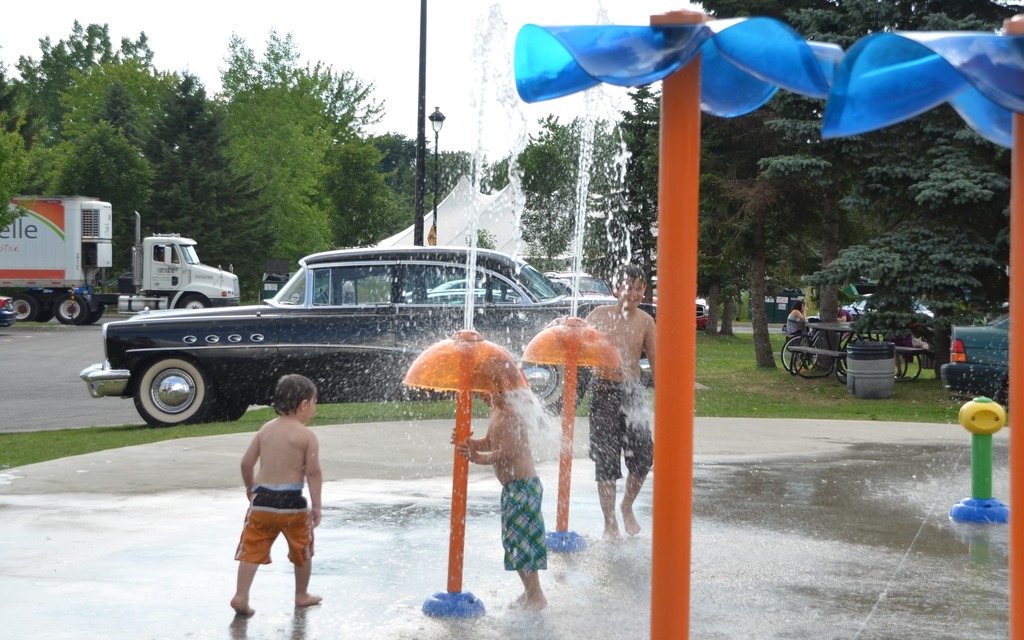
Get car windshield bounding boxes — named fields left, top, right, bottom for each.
left=517, top=264, right=561, bottom=302
left=274, top=269, right=307, bottom=305
left=849, top=296, right=932, bottom=317
left=577, top=276, right=612, bottom=296
left=180, top=244, right=201, bottom=266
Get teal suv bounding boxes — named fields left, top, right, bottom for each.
left=940, top=315, right=1009, bottom=405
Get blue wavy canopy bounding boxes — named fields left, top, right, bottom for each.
left=514, top=17, right=843, bottom=118
left=822, top=31, right=1024, bottom=148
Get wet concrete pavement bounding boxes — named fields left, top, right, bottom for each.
left=0, top=418, right=1010, bottom=639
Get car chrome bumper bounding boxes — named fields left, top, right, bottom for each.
left=80, top=362, right=131, bottom=398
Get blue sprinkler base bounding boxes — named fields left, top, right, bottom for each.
left=422, top=591, right=486, bottom=618
left=949, top=497, right=1009, bottom=524
left=546, top=529, right=587, bottom=553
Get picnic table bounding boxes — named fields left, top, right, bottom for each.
left=892, top=344, right=933, bottom=380
left=783, top=321, right=932, bottom=382
left=784, top=321, right=856, bottom=382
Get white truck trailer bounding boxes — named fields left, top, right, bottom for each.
left=0, top=196, right=240, bottom=324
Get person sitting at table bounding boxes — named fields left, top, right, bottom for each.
left=785, top=300, right=807, bottom=336
left=836, top=306, right=853, bottom=322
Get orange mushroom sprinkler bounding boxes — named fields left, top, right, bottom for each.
left=403, top=329, right=528, bottom=618
left=523, top=316, right=621, bottom=552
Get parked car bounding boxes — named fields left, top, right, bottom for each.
left=696, top=298, right=709, bottom=330
left=544, top=272, right=616, bottom=301
left=82, top=247, right=618, bottom=426
left=0, top=295, right=17, bottom=327
left=843, top=295, right=933, bottom=319
left=940, top=314, right=1009, bottom=405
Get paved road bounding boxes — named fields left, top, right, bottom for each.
left=0, top=318, right=144, bottom=432
left=0, top=317, right=762, bottom=434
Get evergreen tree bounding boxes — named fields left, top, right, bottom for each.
left=145, top=73, right=270, bottom=297
left=372, top=133, right=418, bottom=218
left=796, top=0, right=1014, bottom=363
left=697, top=0, right=1015, bottom=366
left=53, top=120, right=153, bottom=273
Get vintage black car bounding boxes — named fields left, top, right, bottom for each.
left=81, top=246, right=626, bottom=427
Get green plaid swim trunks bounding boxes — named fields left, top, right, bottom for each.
left=501, top=476, right=548, bottom=571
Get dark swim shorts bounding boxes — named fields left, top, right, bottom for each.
left=588, top=378, right=653, bottom=482
left=234, top=487, right=313, bottom=566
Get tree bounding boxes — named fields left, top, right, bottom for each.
left=221, top=31, right=385, bottom=262
left=0, top=120, right=30, bottom=230
left=804, top=226, right=1004, bottom=371
left=59, top=57, right=170, bottom=149
left=695, top=0, right=1014, bottom=367
left=323, top=139, right=403, bottom=247
left=585, top=86, right=660, bottom=294
left=16, top=21, right=152, bottom=147
left=372, top=133, right=418, bottom=217
left=53, top=121, right=153, bottom=273
left=517, top=116, right=580, bottom=270
left=44, top=49, right=174, bottom=266
left=0, top=62, right=29, bottom=227
left=145, top=73, right=270, bottom=296
left=0, top=62, right=22, bottom=135
left=799, top=1, right=1014, bottom=345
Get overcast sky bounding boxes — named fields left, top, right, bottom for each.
left=1, top=1, right=701, bottom=158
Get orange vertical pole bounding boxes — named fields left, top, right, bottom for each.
left=1006, top=16, right=1024, bottom=640
left=649, top=10, right=704, bottom=640
left=556, top=335, right=581, bottom=532
left=446, top=386, right=473, bottom=593
left=1012, top=109, right=1024, bottom=640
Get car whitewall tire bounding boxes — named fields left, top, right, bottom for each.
left=133, top=357, right=213, bottom=426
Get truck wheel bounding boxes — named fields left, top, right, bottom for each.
left=55, top=294, right=89, bottom=325
left=12, top=294, right=42, bottom=322
left=177, top=294, right=208, bottom=310
left=84, top=304, right=106, bottom=325
left=133, top=357, right=215, bottom=427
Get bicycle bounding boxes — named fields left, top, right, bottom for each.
left=783, top=322, right=865, bottom=382
left=780, top=326, right=819, bottom=375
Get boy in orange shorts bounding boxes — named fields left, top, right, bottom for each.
left=231, top=374, right=323, bottom=617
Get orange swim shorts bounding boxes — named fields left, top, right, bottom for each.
left=234, top=508, right=314, bottom=566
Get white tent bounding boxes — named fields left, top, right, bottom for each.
left=374, top=176, right=524, bottom=255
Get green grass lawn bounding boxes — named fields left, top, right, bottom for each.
left=0, top=332, right=965, bottom=469
left=694, top=333, right=961, bottom=424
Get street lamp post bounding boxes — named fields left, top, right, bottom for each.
left=414, top=0, right=427, bottom=246
left=428, top=107, right=446, bottom=246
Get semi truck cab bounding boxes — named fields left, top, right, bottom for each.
left=119, top=234, right=240, bottom=313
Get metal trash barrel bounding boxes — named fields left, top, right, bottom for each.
left=846, top=341, right=895, bottom=399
